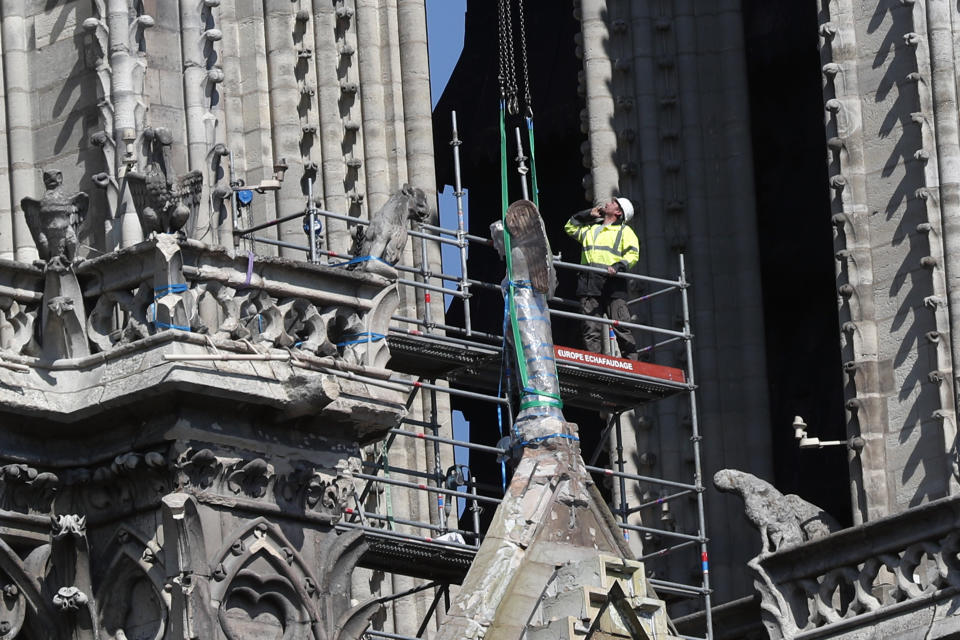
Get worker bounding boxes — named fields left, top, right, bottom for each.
left=564, top=197, right=640, bottom=359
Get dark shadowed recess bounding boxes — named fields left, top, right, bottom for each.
left=432, top=0, right=850, bottom=532
left=741, top=0, right=850, bottom=526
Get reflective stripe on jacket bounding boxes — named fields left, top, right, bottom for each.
left=564, top=216, right=640, bottom=271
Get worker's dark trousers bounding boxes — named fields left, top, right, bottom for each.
left=580, top=296, right=637, bottom=358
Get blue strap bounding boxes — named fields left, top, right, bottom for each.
left=155, top=321, right=192, bottom=331
left=336, top=332, right=386, bottom=347
left=151, top=284, right=191, bottom=331
left=154, top=283, right=189, bottom=297
left=496, top=295, right=511, bottom=492
left=328, top=255, right=394, bottom=268
left=520, top=433, right=580, bottom=447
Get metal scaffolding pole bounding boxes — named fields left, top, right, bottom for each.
left=451, top=111, right=472, bottom=336
left=226, top=201, right=713, bottom=634
left=681, top=253, right=713, bottom=639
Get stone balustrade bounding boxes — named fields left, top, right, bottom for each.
left=752, top=494, right=960, bottom=639
left=0, top=234, right=404, bottom=437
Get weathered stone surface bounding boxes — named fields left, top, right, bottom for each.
left=714, top=469, right=841, bottom=555
left=747, top=494, right=960, bottom=639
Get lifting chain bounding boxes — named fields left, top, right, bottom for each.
left=517, top=0, right=533, bottom=117
left=497, top=0, right=519, bottom=115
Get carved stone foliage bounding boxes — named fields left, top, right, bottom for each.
left=78, top=270, right=370, bottom=362
left=0, top=455, right=175, bottom=518
left=85, top=283, right=152, bottom=351
left=0, top=464, right=60, bottom=513
left=275, top=463, right=355, bottom=523
left=175, top=448, right=357, bottom=522
left=0, top=445, right=359, bottom=526
left=58, top=452, right=170, bottom=518
left=194, top=285, right=350, bottom=354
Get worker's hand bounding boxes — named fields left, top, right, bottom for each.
left=591, top=206, right=603, bottom=219
left=607, top=266, right=617, bottom=275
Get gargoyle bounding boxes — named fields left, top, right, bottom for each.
left=350, top=184, right=430, bottom=267
left=20, top=170, right=88, bottom=268
left=713, top=468, right=841, bottom=554
left=127, top=127, right=203, bottom=236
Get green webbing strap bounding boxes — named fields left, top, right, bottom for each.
left=500, top=101, right=562, bottom=410
left=526, top=116, right=539, bottom=209
left=499, top=100, right=525, bottom=385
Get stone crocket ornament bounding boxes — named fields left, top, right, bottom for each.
left=20, top=169, right=89, bottom=269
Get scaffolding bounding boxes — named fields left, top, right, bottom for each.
left=228, top=115, right=714, bottom=640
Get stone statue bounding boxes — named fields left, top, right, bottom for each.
left=350, top=184, right=430, bottom=268
left=127, top=127, right=203, bottom=236
left=713, top=468, right=840, bottom=554
left=492, top=199, right=563, bottom=433
left=439, top=200, right=670, bottom=639
left=20, top=170, right=90, bottom=360
left=20, top=170, right=88, bottom=268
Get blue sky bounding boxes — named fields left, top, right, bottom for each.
left=426, top=0, right=467, bottom=108
left=424, top=0, right=469, bottom=310
left=425, top=1, right=474, bottom=484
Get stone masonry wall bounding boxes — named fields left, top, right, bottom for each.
left=817, top=0, right=958, bottom=521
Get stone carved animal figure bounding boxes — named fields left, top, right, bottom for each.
left=128, top=163, right=203, bottom=236
left=350, top=184, right=430, bottom=266
left=713, top=468, right=840, bottom=554
left=127, top=127, right=203, bottom=236
left=21, top=170, right=88, bottom=267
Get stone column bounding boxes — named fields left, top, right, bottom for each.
left=1, top=0, right=37, bottom=262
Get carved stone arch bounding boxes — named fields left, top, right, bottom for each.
left=86, top=289, right=141, bottom=352
left=315, top=529, right=379, bottom=640
left=341, top=284, right=397, bottom=368
left=278, top=299, right=337, bottom=356
left=0, top=538, right=56, bottom=640
left=210, top=518, right=323, bottom=640
left=95, top=526, right=169, bottom=640
left=193, top=280, right=237, bottom=338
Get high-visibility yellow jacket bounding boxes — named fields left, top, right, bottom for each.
left=564, top=216, right=640, bottom=272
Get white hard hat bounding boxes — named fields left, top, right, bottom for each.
left=616, top=197, right=634, bottom=222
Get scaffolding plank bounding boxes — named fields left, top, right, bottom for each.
left=386, top=334, right=687, bottom=411
left=359, top=534, right=475, bottom=584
